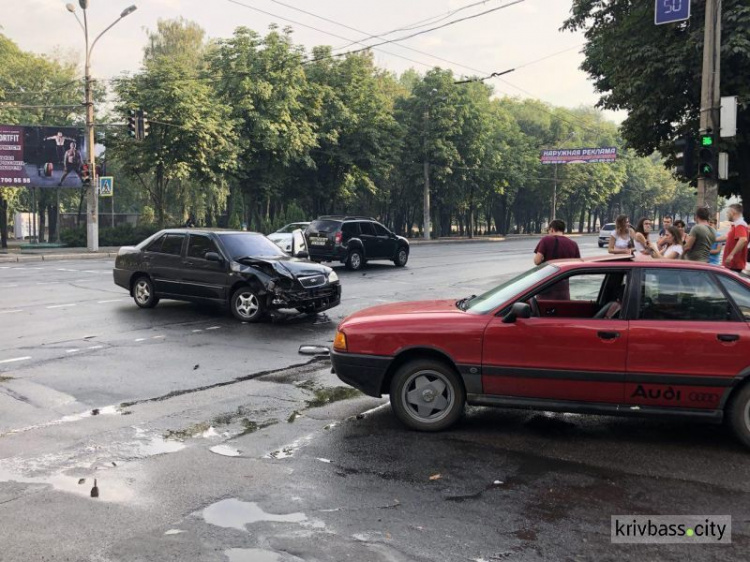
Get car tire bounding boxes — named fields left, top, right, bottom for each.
left=389, top=359, right=465, bottom=432
left=230, top=286, right=266, bottom=323
left=345, top=249, right=364, bottom=271
left=394, top=247, right=409, bottom=267
left=132, top=276, right=159, bottom=309
left=727, top=383, right=750, bottom=449
left=598, top=242, right=605, bottom=248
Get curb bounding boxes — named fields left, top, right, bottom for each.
left=0, top=252, right=118, bottom=263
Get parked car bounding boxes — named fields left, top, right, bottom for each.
left=305, top=216, right=410, bottom=271
left=325, top=256, right=750, bottom=447
left=113, top=229, right=341, bottom=322
left=268, top=222, right=311, bottom=253
left=598, top=222, right=616, bottom=247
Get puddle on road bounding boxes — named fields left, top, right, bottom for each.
left=263, top=433, right=315, bottom=460
left=0, top=465, right=135, bottom=502
left=202, top=498, right=307, bottom=532
left=210, top=445, right=241, bottom=457
left=225, top=548, right=282, bottom=562
left=2, top=404, right=123, bottom=437
left=135, top=436, right=186, bottom=457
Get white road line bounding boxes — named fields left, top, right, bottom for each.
left=152, top=335, right=165, bottom=339
left=36, top=282, right=61, bottom=285
left=206, top=326, right=221, bottom=331
left=66, top=349, right=79, bottom=354
left=0, top=356, right=31, bottom=365
left=3, top=284, right=19, bottom=288
left=192, top=329, right=203, bottom=333
left=0, top=310, right=23, bottom=314
left=46, top=304, right=77, bottom=309
left=135, top=338, right=146, bottom=342
left=87, top=345, right=104, bottom=350
left=97, top=299, right=127, bottom=304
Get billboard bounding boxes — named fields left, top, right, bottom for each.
left=0, top=125, right=87, bottom=188
left=540, top=147, right=617, bottom=165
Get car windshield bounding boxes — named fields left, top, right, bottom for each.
left=465, top=265, right=559, bottom=314
left=218, top=233, right=287, bottom=259
left=276, top=223, right=306, bottom=234
left=601, top=224, right=615, bottom=231
left=308, top=220, right=341, bottom=233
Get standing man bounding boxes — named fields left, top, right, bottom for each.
left=657, top=215, right=673, bottom=251
left=684, top=207, right=716, bottom=262
left=719, top=204, right=748, bottom=274
left=533, top=219, right=581, bottom=265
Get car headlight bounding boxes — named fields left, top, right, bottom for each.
left=328, top=270, right=339, bottom=283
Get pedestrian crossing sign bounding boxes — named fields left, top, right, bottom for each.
left=99, top=176, right=114, bottom=197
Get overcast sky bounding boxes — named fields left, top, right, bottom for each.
left=3, top=0, right=623, bottom=122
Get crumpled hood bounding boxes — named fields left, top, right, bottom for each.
left=236, top=256, right=331, bottom=279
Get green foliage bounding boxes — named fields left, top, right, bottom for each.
left=61, top=224, right=161, bottom=248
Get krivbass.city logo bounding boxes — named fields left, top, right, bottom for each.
left=611, top=515, right=731, bottom=544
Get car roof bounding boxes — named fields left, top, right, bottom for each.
left=315, top=215, right=376, bottom=222
left=158, top=228, right=264, bottom=236
left=554, top=255, right=746, bottom=273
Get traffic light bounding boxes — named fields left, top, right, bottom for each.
left=674, top=135, right=694, bottom=178
left=698, top=132, right=717, bottom=179
left=80, top=163, right=91, bottom=187
left=128, top=109, right=137, bottom=138
left=138, top=110, right=149, bottom=139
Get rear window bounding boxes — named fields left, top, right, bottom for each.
left=308, top=220, right=341, bottom=234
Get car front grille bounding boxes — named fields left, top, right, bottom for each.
left=298, top=275, right=327, bottom=288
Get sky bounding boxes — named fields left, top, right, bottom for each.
left=2, top=0, right=624, bottom=123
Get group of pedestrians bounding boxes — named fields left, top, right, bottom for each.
left=609, top=204, right=748, bottom=274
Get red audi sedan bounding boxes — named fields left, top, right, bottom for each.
left=330, top=257, right=750, bottom=447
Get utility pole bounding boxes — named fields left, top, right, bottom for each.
left=552, top=163, right=558, bottom=221
left=423, top=110, right=431, bottom=240
left=697, top=0, right=721, bottom=211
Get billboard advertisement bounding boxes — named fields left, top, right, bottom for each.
left=540, top=147, right=617, bottom=165
left=0, top=125, right=87, bottom=188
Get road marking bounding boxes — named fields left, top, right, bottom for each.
left=152, top=335, right=165, bottom=339
left=66, top=349, right=79, bottom=354
left=135, top=338, right=146, bottom=342
left=46, top=304, right=77, bottom=309
left=88, top=345, right=104, bottom=350
left=192, top=329, right=203, bottom=333
left=36, top=282, right=61, bottom=285
left=206, top=326, right=221, bottom=331
left=0, top=310, right=23, bottom=314
left=97, top=299, right=127, bottom=304
left=0, top=356, right=31, bottom=365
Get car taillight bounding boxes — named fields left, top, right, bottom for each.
left=333, top=331, right=347, bottom=352
left=334, top=232, right=343, bottom=245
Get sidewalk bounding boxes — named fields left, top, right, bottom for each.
left=0, top=245, right=119, bottom=263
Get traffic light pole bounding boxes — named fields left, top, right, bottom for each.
left=84, top=51, right=98, bottom=252
left=698, top=0, right=721, bottom=212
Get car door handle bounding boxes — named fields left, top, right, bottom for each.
left=717, top=334, right=740, bottom=343
left=597, top=331, right=620, bottom=341
left=545, top=308, right=556, bottom=316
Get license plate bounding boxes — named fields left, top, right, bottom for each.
left=310, top=237, right=328, bottom=246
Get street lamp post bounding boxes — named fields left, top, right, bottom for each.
left=66, top=1, right=137, bottom=252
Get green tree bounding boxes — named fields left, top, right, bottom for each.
left=564, top=1, right=750, bottom=218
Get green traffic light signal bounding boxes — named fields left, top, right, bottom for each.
left=700, top=135, right=714, bottom=147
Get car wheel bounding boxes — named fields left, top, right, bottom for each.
left=132, top=276, right=159, bottom=309
left=727, top=383, right=750, bottom=449
left=598, top=242, right=605, bottom=248
left=230, top=286, right=266, bottom=323
left=345, top=249, right=364, bottom=271
left=389, top=359, right=465, bottom=431
left=394, top=247, right=409, bottom=267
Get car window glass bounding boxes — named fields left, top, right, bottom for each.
left=466, top=265, right=558, bottom=314
left=359, top=222, right=376, bottom=236
left=309, top=220, right=341, bottom=233
left=188, top=235, right=217, bottom=260
left=640, top=269, right=733, bottom=321
left=601, top=224, right=615, bottom=231
left=161, top=234, right=185, bottom=255
left=342, top=222, right=360, bottom=236
left=218, top=233, right=286, bottom=259
left=537, top=273, right=606, bottom=302
left=146, top=235, right=165, bottom=253
left=373, top=223, right=390, bottom=236
left=718, top=276, right=750, bottom=321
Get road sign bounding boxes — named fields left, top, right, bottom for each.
left=98, top=176, right=114, bottom=197
left=721, top=96, right=737, bottom=138
left=655, top=0, right=690, bottom=25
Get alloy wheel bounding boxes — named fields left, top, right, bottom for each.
left=401, top=370, right=454, bottom=423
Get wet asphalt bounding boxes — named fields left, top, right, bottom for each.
left=0, top=236, right=748, bottom=561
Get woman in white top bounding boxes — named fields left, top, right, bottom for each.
left=633, top=217, right=656, bottom=256
left=608, top=214, right=633, bottom=254
left=651, top=226, right=684, bottom=259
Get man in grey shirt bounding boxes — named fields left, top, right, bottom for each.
left=684, top=206, right=716, bottom=262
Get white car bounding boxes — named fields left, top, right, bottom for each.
left=268, top=222, right=311, bottom=253
left=598, top=222, right=615, bottom=247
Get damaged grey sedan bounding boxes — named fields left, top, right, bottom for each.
left=113, top=228, right=341, bottom=322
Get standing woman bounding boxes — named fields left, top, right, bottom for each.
left=651, top=226, right=684, bottom=259
left=633, top=218, right=656, bottom=256
left=608, top=215, right=633, bottom=255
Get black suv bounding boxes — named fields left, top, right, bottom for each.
left=305, top=216, right=410, bottom=271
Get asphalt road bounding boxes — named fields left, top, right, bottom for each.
left=1, top=235, right=748, bottom=562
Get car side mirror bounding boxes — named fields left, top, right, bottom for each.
left=205, top=252, right=223, bottom=263
left=291, top=229, right=307, bottom=256
left=296, top=251, right=309, bottom=259
left=502, top=302, right=532, bottom=324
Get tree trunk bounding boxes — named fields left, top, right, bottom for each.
left=578, top=207, right=586, bottom=233
left=0, top=197, right=7, bottom=249
left=48, top=205, right=58, bottom=242
left=39, top=207, right=46, bottom=244
left=76, top=189, right=86, bottom=227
